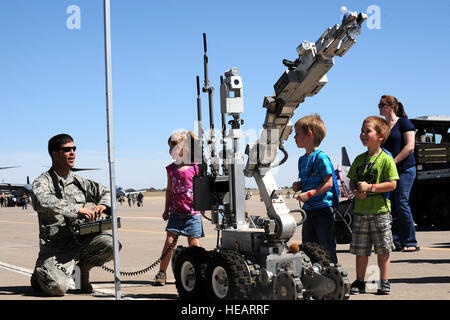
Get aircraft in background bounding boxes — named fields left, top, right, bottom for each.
left=0, top=176, right=32, bottom=197
left=0, top=167, right=101, bottom=197
left=0, top=166, right=29, bottom=197
left=0, top=166, right=20, bottom=170
left=334, top=147, right=354, bottom=245
left=341, top=146, right=351, bottom=167
left=71, top=167, right=101, bottom=172
left=42, top=165, right=101, bottom=172
left=335, top=146, right=352, bottom=199
left=116, top=186, right=147, bottom=199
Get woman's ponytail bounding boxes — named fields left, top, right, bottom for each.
left=396, top=101, right=408, bottom=118
left=381, top=94, right=408, bottom=118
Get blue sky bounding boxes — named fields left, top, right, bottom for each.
left=1, top=1, right=449, bottom=190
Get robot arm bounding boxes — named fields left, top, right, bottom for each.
left=245, top=11, right=367, bottom=177
left=244, top=11, right=367, bottom=240
left=195, top=11, right=366, bottom=241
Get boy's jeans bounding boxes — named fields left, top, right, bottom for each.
left=302, top=206, right=338, bottom=263
left=391, top=165, right=418, bottom=248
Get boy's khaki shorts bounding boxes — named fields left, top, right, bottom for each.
left=350, top=212, right=394, bottom=256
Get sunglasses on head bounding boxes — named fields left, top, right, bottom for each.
left=59, top=146, right=77, bottom=152
left=378, top=103, right=391, bottom=108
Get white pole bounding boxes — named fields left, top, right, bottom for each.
left=103, top=0, right=121, bottom=300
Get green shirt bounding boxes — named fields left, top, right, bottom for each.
left=347, top=150, right=399, bottom=214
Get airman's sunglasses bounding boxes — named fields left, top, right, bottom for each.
left=59, top=146, right=77, bottom=152
left=378, top=103, right=391, bottom=108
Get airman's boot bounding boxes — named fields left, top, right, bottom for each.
left=30, top=270, right=43, bottom=291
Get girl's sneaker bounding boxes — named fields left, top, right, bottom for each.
left=377, top=280, right=391, bottom=295
left=350, top=279, right=366, bottom=295
left=153, top=271, right=166, bottom=286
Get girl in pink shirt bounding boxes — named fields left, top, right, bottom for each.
left=153, top=131, right=204, bottom=286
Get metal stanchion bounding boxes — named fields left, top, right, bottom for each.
left=103, top=0, right=121, bottom=300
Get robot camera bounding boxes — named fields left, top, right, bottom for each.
left=229, top=76, right=243, bottom=89
left=224, top=67, right=240, bottom=77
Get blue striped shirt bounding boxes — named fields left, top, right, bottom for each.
left=297, top=149, right=334, bottom=211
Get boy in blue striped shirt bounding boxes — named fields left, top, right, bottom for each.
left=292, top=114, right=337, bottom=263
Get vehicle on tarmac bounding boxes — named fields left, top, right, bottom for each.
left=409, top=115, right=450, bottom=230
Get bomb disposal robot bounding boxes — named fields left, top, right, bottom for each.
left=172, top=10, right=367, bottom=300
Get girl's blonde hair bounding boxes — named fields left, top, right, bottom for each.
left=168, top=130, right=197, bottom=163
left=168, top=130, right=196, bottom=148
left=294, top=113, right=326, bottom=146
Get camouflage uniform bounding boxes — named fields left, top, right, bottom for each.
left=30, top=170, right=120, bottom=296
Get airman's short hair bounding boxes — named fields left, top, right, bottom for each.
left=48, top=134, right=74, bottom=159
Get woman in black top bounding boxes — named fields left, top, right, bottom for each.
left=379, top=95, right=419, bottom=252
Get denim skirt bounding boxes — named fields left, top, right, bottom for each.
left=166, top=212, right=205, bottom=238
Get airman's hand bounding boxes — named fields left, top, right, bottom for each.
left=78, top=207, right=96, bottom=221
left=92, top=205, right=107, bottom=219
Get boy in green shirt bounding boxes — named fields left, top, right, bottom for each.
left=347, top=116, right=399, bottom=295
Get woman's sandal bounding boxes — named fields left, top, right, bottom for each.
left=401, top=246, right=420, bottom=252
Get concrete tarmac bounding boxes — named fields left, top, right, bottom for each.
left=1, top=196, right=449, bottom=301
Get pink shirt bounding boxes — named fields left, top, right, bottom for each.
left=166, top=163, right=200, bottom=215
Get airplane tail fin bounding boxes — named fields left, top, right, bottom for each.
left=338, top=146, right=353, bottom=200
left=341, top=146, right=351, bottom=167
